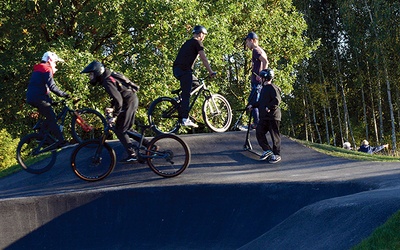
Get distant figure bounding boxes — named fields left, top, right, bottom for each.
left=343, top=142, right=352, bottom=150
left=358, top=140, right=388, bottom=154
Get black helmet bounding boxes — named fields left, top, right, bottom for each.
left=81, top=61, right=105, bottom=84
left=259, top=68, right=274, bottom=81
left=192, top=25, right=208, bottom=34
left=244, top=32, right=259, bottom=40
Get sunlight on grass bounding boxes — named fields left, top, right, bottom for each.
left=352, top=210, right=400, bottom=250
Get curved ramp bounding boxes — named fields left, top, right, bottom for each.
left=1, top=131, right=400, bottom=249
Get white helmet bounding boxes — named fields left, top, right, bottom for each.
left=41, top=51, right=64, bottom=63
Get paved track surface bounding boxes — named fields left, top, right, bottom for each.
left=1, top=131, right=400, bottom=249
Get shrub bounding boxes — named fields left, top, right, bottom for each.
left=0, top=129, right=18, bottom=170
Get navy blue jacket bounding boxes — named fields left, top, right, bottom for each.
left=26, top=63, right=68, bottom=104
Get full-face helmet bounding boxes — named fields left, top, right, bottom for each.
left=80, top=61, right=105, bottom=85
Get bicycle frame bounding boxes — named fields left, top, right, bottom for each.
left=178, top=79, right=221, bottom=120
left=34, top=100, right=93, bottom=134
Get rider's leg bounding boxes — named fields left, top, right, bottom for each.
left=35, top=100, right=65, bottom=142
left=114, top=93, right=139, bottom=156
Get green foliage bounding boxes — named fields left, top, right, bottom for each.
left=0, top=129, right=18, bottom=170
left=0, top=0, right=315, bottom=139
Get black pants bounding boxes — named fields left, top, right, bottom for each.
left=113, top=92, right=149, bottom=155
left=28, top=100, right=64, bottom=142
left=173, top=67, right=198, bottom=121
left=256, top=118, right=281, bottom=156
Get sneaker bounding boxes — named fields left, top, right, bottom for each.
left=260, top=150, right=273, bottom=161
left=182, top=118, right=198, bottom=128
left=119, top=153, right=138, bottom=163
left=269, top=155, right=281, bottom=164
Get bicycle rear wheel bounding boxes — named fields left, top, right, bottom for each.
left=147, top=134, right=190, bottom=177
left=71, top=109, right=107, bottom=143
left=202, top=94, right=232, bottom=132
left=148, top=97, right=180, bottom=134
left=70, top=140, right=116, bottom=181
left=16, top=133, right=57, bottom=174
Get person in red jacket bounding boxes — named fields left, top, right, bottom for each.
left=26, top=51, right=70, bottom=148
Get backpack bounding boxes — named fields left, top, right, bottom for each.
left=110, top=71, right=140, bottom=92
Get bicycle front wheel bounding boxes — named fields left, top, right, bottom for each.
left=148, top=97, right=180, bottom=134
left=147, top=134, right=190, bottom=177
left=202, top=94, right=232, bottom=132
left=70, top=140, right=116, bottom=181
left=71, top=108, right=107, bottom=143
left=16, top=133, right=57, bottom=174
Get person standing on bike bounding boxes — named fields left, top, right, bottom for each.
left=247, top=69, right=282, bottom=163
left=81, top=61, right=152, bottom=163
left=26, top=51, right=70, bottom=148
left=173, top=25, right=216, bottom=128
left=244, top=32, right=269, bottom=129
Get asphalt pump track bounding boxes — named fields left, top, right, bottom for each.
left=1, top=131, right=400, bottom=249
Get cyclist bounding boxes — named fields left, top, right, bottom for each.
left=244, top=32, right=269, bottom=129
left=26, top=51, right=70, bottom=148
left=81, top=61, right=152, bottom=163
left=173, top=25, right=216, bottom=128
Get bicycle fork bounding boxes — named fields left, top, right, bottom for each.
left=74, top=111, right=93, bottom=132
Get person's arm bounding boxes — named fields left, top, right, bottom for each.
left=46, top=73, right=69, bottom=97
left=198, top=50, right=215, bottom=77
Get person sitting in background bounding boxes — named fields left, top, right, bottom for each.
left=343, top=142, right=352, bottom=150
left=358, top=140, right=388, bottom=154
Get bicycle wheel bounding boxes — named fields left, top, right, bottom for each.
left=202, top=94, right=232, bottom=132
left=70, top=140, right=116, bottom=181
left=148, top=97, right=180, bottom=134
left=71, top=108, right=107, bottom=143
left=16, top=133, right=57, bottom=174
left=147, top=134, right=190, bottom=177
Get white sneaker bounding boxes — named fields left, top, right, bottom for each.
left=182, top=118, right=198, bottom=128
left=269, top=155, right=281, bottom=164
left=260, top=150, right=273, bottom=161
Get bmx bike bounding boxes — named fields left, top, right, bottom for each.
left=147, top=76, right=232, bottom=134
left=70, top=119, right=191, bottom=182
left=16, top=99, right=107, bottom=174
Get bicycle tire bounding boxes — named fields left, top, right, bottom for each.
left=71, top=108, right=107, bottom=143
left=70, top=139, right=116, bottom=182
left=202, top=94, right=232, bottom=133
left=16, top=133, right=57, bottom=174
left=148, top=97, right=180, bottom=134
left=146, top=134, right=190, bottom=177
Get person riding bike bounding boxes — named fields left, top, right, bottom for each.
left=26, top=51, right=70, bottom=149
left=81, top=61, right=152, bottom=163
left=173, top=25, right=216, bottom=128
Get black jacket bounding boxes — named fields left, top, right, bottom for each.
left=250, top=82, right=281, bottom=121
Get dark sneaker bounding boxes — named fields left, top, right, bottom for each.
left=119, top=153, right=138, bottom=163
left=260, top=150, right=273, bottom=161
left=150, top=144, right=160, bottom=152
left=269, top=155, right=281, bottom=164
